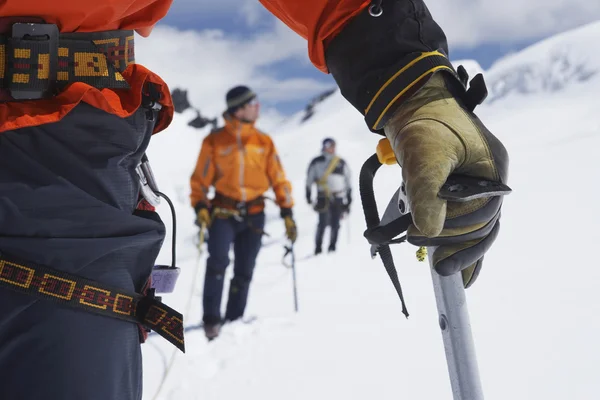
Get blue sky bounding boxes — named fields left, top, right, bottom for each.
left=154, top=1, right=600, bottom=117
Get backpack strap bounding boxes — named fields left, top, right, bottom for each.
left=317, top=156, right=341, bottom=195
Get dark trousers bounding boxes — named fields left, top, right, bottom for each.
left=315, top=197, right=344, bottom=251
left=0, top=104, right=164, bottom=400
left=203, top=213, right=265, bottom=324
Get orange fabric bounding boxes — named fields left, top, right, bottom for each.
left=259, top=0, right=370, bottom=73
left=190, top=116, right=294, bottom=211
left=0, top=0, right=174, bottom=133
left=0, top=63, right=174, bottom=134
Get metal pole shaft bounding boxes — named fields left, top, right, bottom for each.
left=347, top=213, right=351, bottom=245
left=429, top=248, right=484, bottom=400
left=291, top=246, right=299, bottom=312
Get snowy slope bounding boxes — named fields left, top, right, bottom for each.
left=484, top=20, right=600, bottom=103
left=138, top=20, right=600, bottom=400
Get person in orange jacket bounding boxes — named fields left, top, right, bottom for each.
left=190, top=85, right=297, bottom=340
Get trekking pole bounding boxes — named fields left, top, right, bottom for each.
left=346, top=212, right=351, bottom=245
left=283, top=244, right=299, bottom=312
left=398, top=181, right=489, bottom=399
left=197, top=222, right=206, bottom=255
left=359, top=152, right=511, bottom=400
left=428, top=248, right=483, bottom=399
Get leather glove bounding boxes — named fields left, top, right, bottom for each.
left=384, top=74, right=509, bottom=288
left=195, top=203, right=212, bottom=227
left=283, top=216, right=297, bottom=243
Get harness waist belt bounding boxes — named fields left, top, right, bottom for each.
left=212, top=192, right=265, bottom=213
left=0, top=22, right=135, bottom=100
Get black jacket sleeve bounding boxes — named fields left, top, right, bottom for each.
left=325, top=0, right=467, bottom=133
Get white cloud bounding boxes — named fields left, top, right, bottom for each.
left=232, top=20, right=308, bottom=66
left=251, top=77, right=333, bottom=103
left=166, top=0, right=273, bottom=29
left=135, top=23, right=331, bottom=128
left=165, top=0, right=241, bottom=15
left=166, top=1, right=600, bottom=50
left=138, top=1, right=599, bottom=131
left=239, top=0, right=268, bottom=27
left=425, top=0, right=600, bottom=48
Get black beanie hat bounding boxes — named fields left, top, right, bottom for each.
left=226, top=85, right=257, bottom=114
left=322, top=137, right=336, bottom=148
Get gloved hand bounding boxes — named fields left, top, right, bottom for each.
left=284, top=216, right=297, bottom=243
left=195, top=203, right=212, bottom=227
left=281, top=208, right=297, bottom=243
left=345, top=189, right=352, bottom=211
left=343, top=190, right=351, bottom=214
left=306, top=188, right=312, bottom=205
left=384, top=74, right=509, bottom=288
left=341, top=202, right=350, bottom=214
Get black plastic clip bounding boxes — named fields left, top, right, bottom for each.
left=10, top=23, right=59, bottom=100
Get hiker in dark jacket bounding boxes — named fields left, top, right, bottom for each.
left=306, top=138, right=351, bottom=254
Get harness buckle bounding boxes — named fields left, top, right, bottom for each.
left=9, top=23, right=58, bottom=100
left=236, top=201, right=248, bottom=217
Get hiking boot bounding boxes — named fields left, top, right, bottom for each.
left=315, top=246, right=322, bottom=255
left=204, top=323, right=222, bottom=341
left=328, top=244, right=336, bottom=253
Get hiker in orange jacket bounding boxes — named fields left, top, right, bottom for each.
left=190, top=85, right=296, bottom=340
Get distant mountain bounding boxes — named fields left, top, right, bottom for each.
left=299, top=88, right=337, bottom=123
left=484, top=20, right=600, bottom=103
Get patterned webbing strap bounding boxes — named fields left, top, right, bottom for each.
left=0, top=25, right=135, bottom=99
left=317, top=156, right=341, bottom=194
left=0, top=254, right=185, bottom=352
